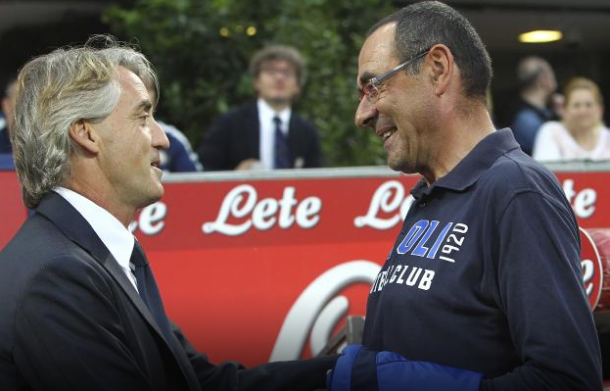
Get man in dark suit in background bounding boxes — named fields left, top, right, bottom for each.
left=0, top=76, right=17, bottom=170
left=0, top=36, right=335, bottom=391
left=198, top=45, right=323, bottom=171
left=510, top=56, right=561, bottom=155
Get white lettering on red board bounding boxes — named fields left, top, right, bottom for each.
left=582, top=259, right=595, bottom=297
left=355, top=179, right=598, bottom=230
left=129, top=202, right=167, bottom=235
left=354, top=180, right=414, bottom=230
left=202, top=184, right=322, bottom=236
left=562, top=179, right=597, bottom=219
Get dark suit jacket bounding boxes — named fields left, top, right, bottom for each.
left=198, top=102, right=323, bottom=171
left=0, top=192, right=336, bottom=391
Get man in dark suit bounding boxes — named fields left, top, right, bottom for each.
left=198, top=45, right=323, bottom=171
left=0, top=36, right=335, bottom=391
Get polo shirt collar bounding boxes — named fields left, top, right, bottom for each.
left=411, top=128, right=520, bottom=199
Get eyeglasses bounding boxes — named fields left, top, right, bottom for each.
left=359, top=48, right=431, bottom=103
left=261, top=66, right=297, bottom=79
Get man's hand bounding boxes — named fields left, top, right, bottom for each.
left=235, top=158, right=263, bottom=171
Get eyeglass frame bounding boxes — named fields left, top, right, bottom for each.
left=359, top=47, right=432, bottom=102
left=260, top=64, right=298, bottom=79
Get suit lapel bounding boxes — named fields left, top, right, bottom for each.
left=36, top=193, right=200, bottom=390
left=249, top=102, right=261, bottom=158
left=36, top=193, right=167, bottom=338
left=287, top=114, right=302, bottom=167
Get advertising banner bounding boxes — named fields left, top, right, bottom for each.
left=1, top=168, right=608, bottom=367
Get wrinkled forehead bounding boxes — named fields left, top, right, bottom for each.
left=117, top=66, right=146, bottom=91
left=357, top=23, right=398, bottom=86
left=117, top=66, right=158, bottom=107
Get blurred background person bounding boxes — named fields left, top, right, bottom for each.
left=511, top=56, right=561, bottom=155
left=533, top=77, right=610, bottom=162
left=146, top=89, right=201, bottom=173
left=197, top=45, right=323, bottom=171
left=0, top=76, right=17, bottom=170
left=158, top=121, right=203, bottom=172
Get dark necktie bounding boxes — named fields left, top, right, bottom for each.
left=273, top=116, right=291, bottom=169
left=130, top=241, right=173, bottom=342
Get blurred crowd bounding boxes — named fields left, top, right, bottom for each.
left=1, top=48, right=609, bottom=173
left=504, top=56, right=610, bottom=163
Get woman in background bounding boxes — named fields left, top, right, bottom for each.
left=533, top=77, right=610, bottom=161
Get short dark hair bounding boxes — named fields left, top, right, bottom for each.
left=368, top=1, right=492, bottom=102
left=249, top=45, right=307, bottom=87
left=517, top=56, right=550, bottom=91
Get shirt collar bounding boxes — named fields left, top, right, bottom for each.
left=257, top=98, right=291, bottom=130
left=411, top=128, right=520, bottom=199
left=53, top=187, right=135, bottom=271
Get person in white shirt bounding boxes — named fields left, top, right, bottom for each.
left=198, top=45, right=323, bottom=171
left=533, top=77, right=610, bottom=162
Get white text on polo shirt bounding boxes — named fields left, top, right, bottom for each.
left=370, top=221, right=468, bottom=293
left=370, top=265, right=435, bottom=293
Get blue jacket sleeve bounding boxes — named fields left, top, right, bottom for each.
left=511, top=110, right=542, bottom=155
left=328, top=344, right=482, bottom=391
left=161, top=123, right=202, bottom=172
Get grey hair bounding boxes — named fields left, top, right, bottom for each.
left=12, top=35, right=159, bottom=208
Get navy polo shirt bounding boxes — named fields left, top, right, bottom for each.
left=362, top=129, right=602, bottom=390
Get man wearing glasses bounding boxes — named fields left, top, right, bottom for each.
left=198, top=45, right=323, bottom=171
left=326, top=2, right=602, bottom=391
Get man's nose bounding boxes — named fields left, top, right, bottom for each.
left=355, top=97, right=378, bottom=128
left=151, top=119, right=170, bottom=150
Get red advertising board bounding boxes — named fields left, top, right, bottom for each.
left=1, top=168, right=609, bottom=367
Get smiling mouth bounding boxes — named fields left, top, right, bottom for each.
left=379, top=128, right=396, bottom=142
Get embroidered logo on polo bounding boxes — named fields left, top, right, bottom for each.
left=371, top=219, right=469, bottom=294
left=397, top=219, right=468, bottom=262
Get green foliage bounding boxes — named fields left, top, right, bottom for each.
left=104, top=0, right=393, bottom=166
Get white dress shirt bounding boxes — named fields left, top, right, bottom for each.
left=258, top=98, right=291, bottom=169
left=54, top=187, right=138, bottom=291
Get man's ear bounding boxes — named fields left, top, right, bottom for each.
left=427, top=44, right=454, bottom=97
left=68, top=119, right=100, bottom=154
